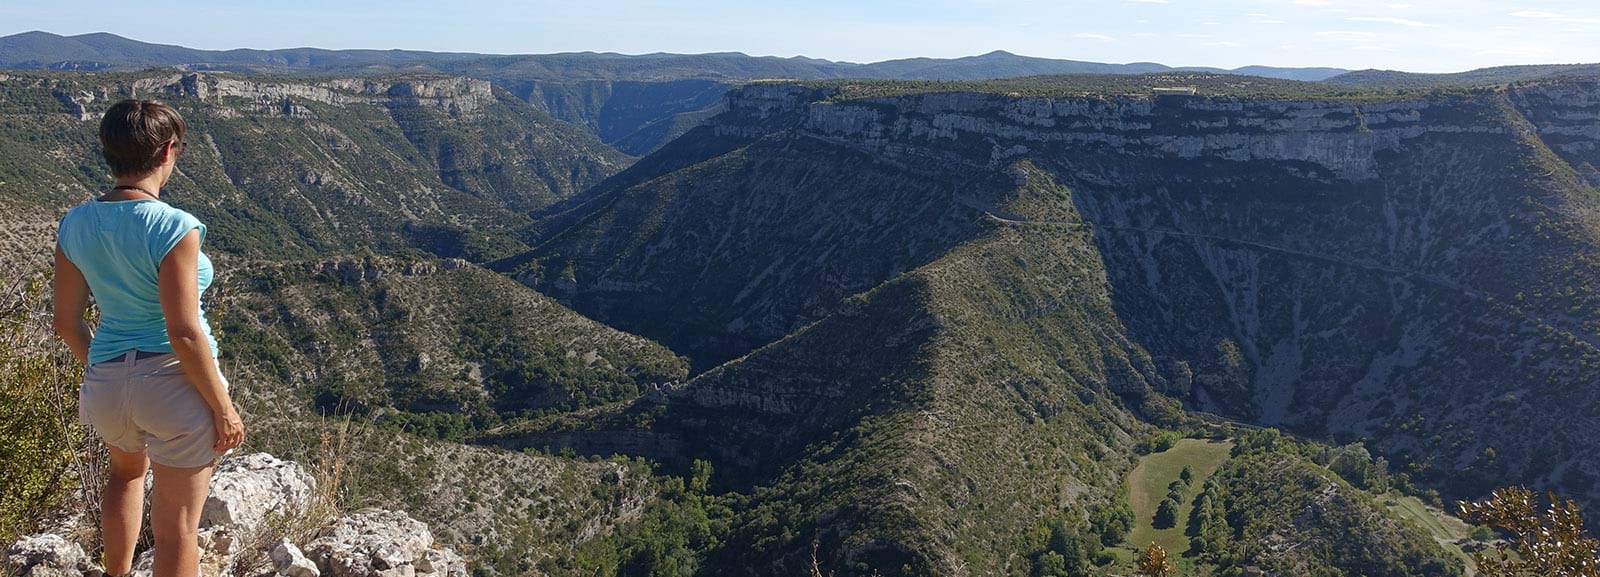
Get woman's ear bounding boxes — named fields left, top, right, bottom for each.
left=162, top=141, right=180, bottom=167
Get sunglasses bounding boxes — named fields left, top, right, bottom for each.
left=168, top=139, right=187, bottom=156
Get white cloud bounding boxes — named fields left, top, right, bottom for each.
left=1123, top=0, right=1168, bottom=3
left=1315, top=30, right=1378, bottom=40
left=1175, top=33, right=1212, bottom=38
left=1132, top=32, right=1158, bottom=37
left=1072, top=32, right=1116, bottom=41
left=1203, top=41, right=1245, bottom=47
left=1387, top=3, right=1411, bottom=8
left=1252, top=19, right=1288, bottom=24
left=1294, top=0, right=1331, bottom=5
left=1353, top=45, right=1397, bottom=51
left=1509, top=10, right=1565, bottom=19
left=1346, top=16, right=1434, bottom=27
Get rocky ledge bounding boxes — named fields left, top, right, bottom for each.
left=4, top=453, right=466, bottom=577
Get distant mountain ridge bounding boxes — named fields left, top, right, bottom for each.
left=0, top=31, right=1349, bottom=81
left=1326, top=63, right=1600, bottom=88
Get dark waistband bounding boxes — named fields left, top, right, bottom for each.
left=97, top=350, right=170, bottom=365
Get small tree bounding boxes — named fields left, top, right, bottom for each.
left=1459, top=486, right=1600, bottom=577
left=1179, top=465, right=1195, bottom=484
left=1137, top=543, right=1176, bottom=577
left=1155, top=498, right=1181, bottom=529
left=689, top=459, right=713, bottom=494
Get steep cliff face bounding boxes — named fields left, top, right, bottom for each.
left=510, top=76, right=1600, bottom=574
left=507, top=78, right=731, bottom=155
left=697, top=82, right=1600, bottom=500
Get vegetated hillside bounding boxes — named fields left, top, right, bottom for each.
left=1199, top=432, right=1462, bottom=577
left=501, top=78, right=733, bottom=155
left=218, top=256, right=688, bottom=430
left=0, top=70, right=627, bottom=261
left=503, top=112, right=1003, bottom=370
left=1326, top=63, right=1600, bottom=89
left=491, top=75, right=1600, bottom=574
left=499, top=178, right=1160, bottom=575
left=0, top=68, right=703, bottom=576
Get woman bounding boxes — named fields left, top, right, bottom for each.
left=53, top=99, right=245, bottom=577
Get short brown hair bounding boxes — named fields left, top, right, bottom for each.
left=99, top=99, right=186, bottom=177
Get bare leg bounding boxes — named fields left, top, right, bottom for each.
left=103, top=446, right=149, bottom=576
left=148, top=461, right=213, bottom=577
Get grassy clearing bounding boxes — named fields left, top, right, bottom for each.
left=1123, top=438, right=1234, bottom=557
left=1383, top=491, right=1478, bottom=573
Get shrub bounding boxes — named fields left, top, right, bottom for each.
left=1090, top=500, right=1135, bottom=545
left=0, top=275, right=102, bottom=543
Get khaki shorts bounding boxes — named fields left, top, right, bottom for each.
left=79, top=351, right=230, bottom=468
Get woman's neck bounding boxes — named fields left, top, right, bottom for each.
left=112, top=174, right=164, bottom=198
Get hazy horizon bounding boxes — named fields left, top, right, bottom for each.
left=3, top=0, right=1600, bottom=74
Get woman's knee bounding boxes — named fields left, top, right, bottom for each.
left=106, top=447, right=149, bottom=484
left=151, top=524, right=199, bottom=548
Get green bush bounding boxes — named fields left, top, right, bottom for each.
left=1090, top=499, right=1135, bottom=545
left=0, top=276, right=100, bottom=541
left=1154, top=498, right=1181, bottom=529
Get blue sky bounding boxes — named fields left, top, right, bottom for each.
left=3, top=0, right=1598, bottom=72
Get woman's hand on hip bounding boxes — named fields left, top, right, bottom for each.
left=213, top=406, right=245, bottom=452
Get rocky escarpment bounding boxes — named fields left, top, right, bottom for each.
left=694, top=79, right=1600, bottom=502
left=4, top=453, right=467, bottom=577
left=0, top=70, right=629, bottom=262
left=503, top=75, right=1600, bottom=574
left=48, top=73, right=497, bottom=120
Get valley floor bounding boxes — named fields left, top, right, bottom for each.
left=1122, top=439, right=1234, bottom=567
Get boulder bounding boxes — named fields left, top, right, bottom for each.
left=201, top=453, right=317, bottom=530
left=4, top=534, right=98, bottom=577
left=304, top=510, right=466, bottom=577
left=271, top=539, right=320, bottom=577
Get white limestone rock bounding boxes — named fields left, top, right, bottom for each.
left=201, top=453, right=317, bottom=530
left=4, top=534, right=97, bottom=577
left=304, top=510, right=465, bottom=577
left=271, top=539, right=320, bottom=577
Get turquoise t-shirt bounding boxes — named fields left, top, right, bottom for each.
left=57, top=198, right=218, bottom=364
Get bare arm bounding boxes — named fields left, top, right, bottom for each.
left=159, top=230, right=244, bottom=452
left=53, top=245, right=92, bottom=365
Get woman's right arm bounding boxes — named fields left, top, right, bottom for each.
left=159, top=230, right=244, bottom=453
left=53, top=246, right=93, bottom=365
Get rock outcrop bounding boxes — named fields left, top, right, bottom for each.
left=4, top=454, right=466, bottom=577
left=3, top=534, right=96, bottom=577
left=202, top=453, right=317, bottom=530
left=303, top=510, right=466, bottom=577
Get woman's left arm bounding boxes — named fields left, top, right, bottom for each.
left=53, top=245, right=92, bottom=365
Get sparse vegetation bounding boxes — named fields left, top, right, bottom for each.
left=0, top=275, right=101, bottom=544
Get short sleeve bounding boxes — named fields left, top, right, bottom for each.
left=147, top=208, right=206, bottom=268
left=56, top=209, right=80, bottom=262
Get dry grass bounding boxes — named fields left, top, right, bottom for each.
left=225, top=415, right=355, bottom=577
left=0, top=273, right=107, bottom=548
